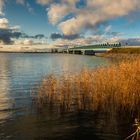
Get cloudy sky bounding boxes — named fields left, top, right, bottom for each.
left=0, top=0, right=140, bottom=46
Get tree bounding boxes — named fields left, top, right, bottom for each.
left=119, top=42, right=121, bottom=47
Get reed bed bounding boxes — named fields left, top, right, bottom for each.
left=109, top=47, right=140, bottom=54
left=36, top=55, right=140, bottom=116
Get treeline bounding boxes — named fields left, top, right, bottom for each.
left=99, top=42, right=121, bottom=47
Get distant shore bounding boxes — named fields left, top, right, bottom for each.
left=0, top=46, right=140, bottom=54
left=96, top=47, right=140, bottom=58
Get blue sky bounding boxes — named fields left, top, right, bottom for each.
left=0, top=0, right=140, bottom=46
left=5, top=0, right=58, bottom=35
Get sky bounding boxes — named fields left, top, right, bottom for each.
left=0, top=0, right=140, bottom=46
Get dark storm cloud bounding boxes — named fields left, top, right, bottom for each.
left=34, top=34, right=45, bottom=39
left=19, top=33, right=46, bottom=39
left=0, top=28, right=46, bottom=44
left=0, top=29, right=22, bottom=44
left=50, top=33, right=81, bottom=40
left=50, top=33, right=63, bottom=40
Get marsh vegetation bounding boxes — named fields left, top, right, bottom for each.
left=109, top=47, right=140, bottom=54
left=36, top=55, right=140, bottom=119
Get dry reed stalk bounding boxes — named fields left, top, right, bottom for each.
left=36, top=55, right=140, bottom=116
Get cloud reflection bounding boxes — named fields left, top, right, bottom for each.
left=0, top=54, right=12, bottom=121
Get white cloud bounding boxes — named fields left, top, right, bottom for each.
left=16, top=0, right=34, bottom=13
left=59, top=17, right=83, bottom=35
left=0, top=18, right=20, bottom=30
left=14, top=39, right=34, bottom=45
left=37, top=0, right=77, bottom=6
left=61, top=0, right=77, bottom=6
left=0, top=18, right=9, bottom=29
left=36, top=0, right=50, bottom=5
left=22, top=39, right=33, bottom=45
left=59, top=11, right=102, bottom=35
left=52, top=35, right=107, bottom=47
left=0, top=0, right=5, bottom=15
left=10, top=25, right=20, bottom=31
left=40, top=0, right=140, bottom=35
left=105, top=25, right=112, bottom=33
left=26, top=2, right=34, bottom=13
left=87, top=0, right=139, bottom=16
left=47, top=4, right=70, bottom=25
left=118, top=37, right=140, bottom=46
left=16, top=0, right=25, bottom=5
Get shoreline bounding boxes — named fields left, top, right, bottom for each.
left=95, top=47, right=140, bottom=58
left=0, top=46, right=140, bottom=54
left=36, top=54, right=140, bottom=118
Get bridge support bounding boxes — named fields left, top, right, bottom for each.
left=68, top=50, right=73, bottom=54
left=67, top=49, right=106, bottom=55
left=73, top=50, right=82, bottom=54
left=81, top=50, right=85, bottom=55
left=84, top=50, right=95, bottom=55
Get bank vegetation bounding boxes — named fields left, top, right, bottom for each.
left=36, top=55, right=140, bottom=118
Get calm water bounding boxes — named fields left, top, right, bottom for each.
left=0, top=53, right=131, bottom=140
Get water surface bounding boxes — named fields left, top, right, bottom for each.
left=0, top=53, right=130, bottom=140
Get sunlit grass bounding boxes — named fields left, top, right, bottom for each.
left=109, top=47, right=140, bottom=54
left=36, top=55, right=140, bottom=117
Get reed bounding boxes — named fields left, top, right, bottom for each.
left=36, top=55, right=140, bottom=116
left=125, top=119, right=140, bottom=140
left=109, top=47, right=140, bottom=54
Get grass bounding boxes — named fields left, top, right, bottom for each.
left=108, top=47, right=140, bottom=54
left=36, top=55, right=140, bottom=118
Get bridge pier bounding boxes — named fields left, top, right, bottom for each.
left=68, top=50, right=73, bottom=54
left=73, top=50, right=82, bottom=54
left=84, top=50, right=95, bottom=55
left=67, top=48, right=109, bottom=55
left=81, top=50, right=85, bottom=55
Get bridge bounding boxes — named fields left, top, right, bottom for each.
left=67, top=48, right=112, bottom=55
left=62, top=43, right=121, bottom=55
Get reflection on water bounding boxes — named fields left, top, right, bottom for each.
left=0, top=55, right=13, bottom=121
left=0, top=53, right=130, bottom=140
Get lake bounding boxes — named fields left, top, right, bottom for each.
left=0, top=53, right=130, bottom=140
